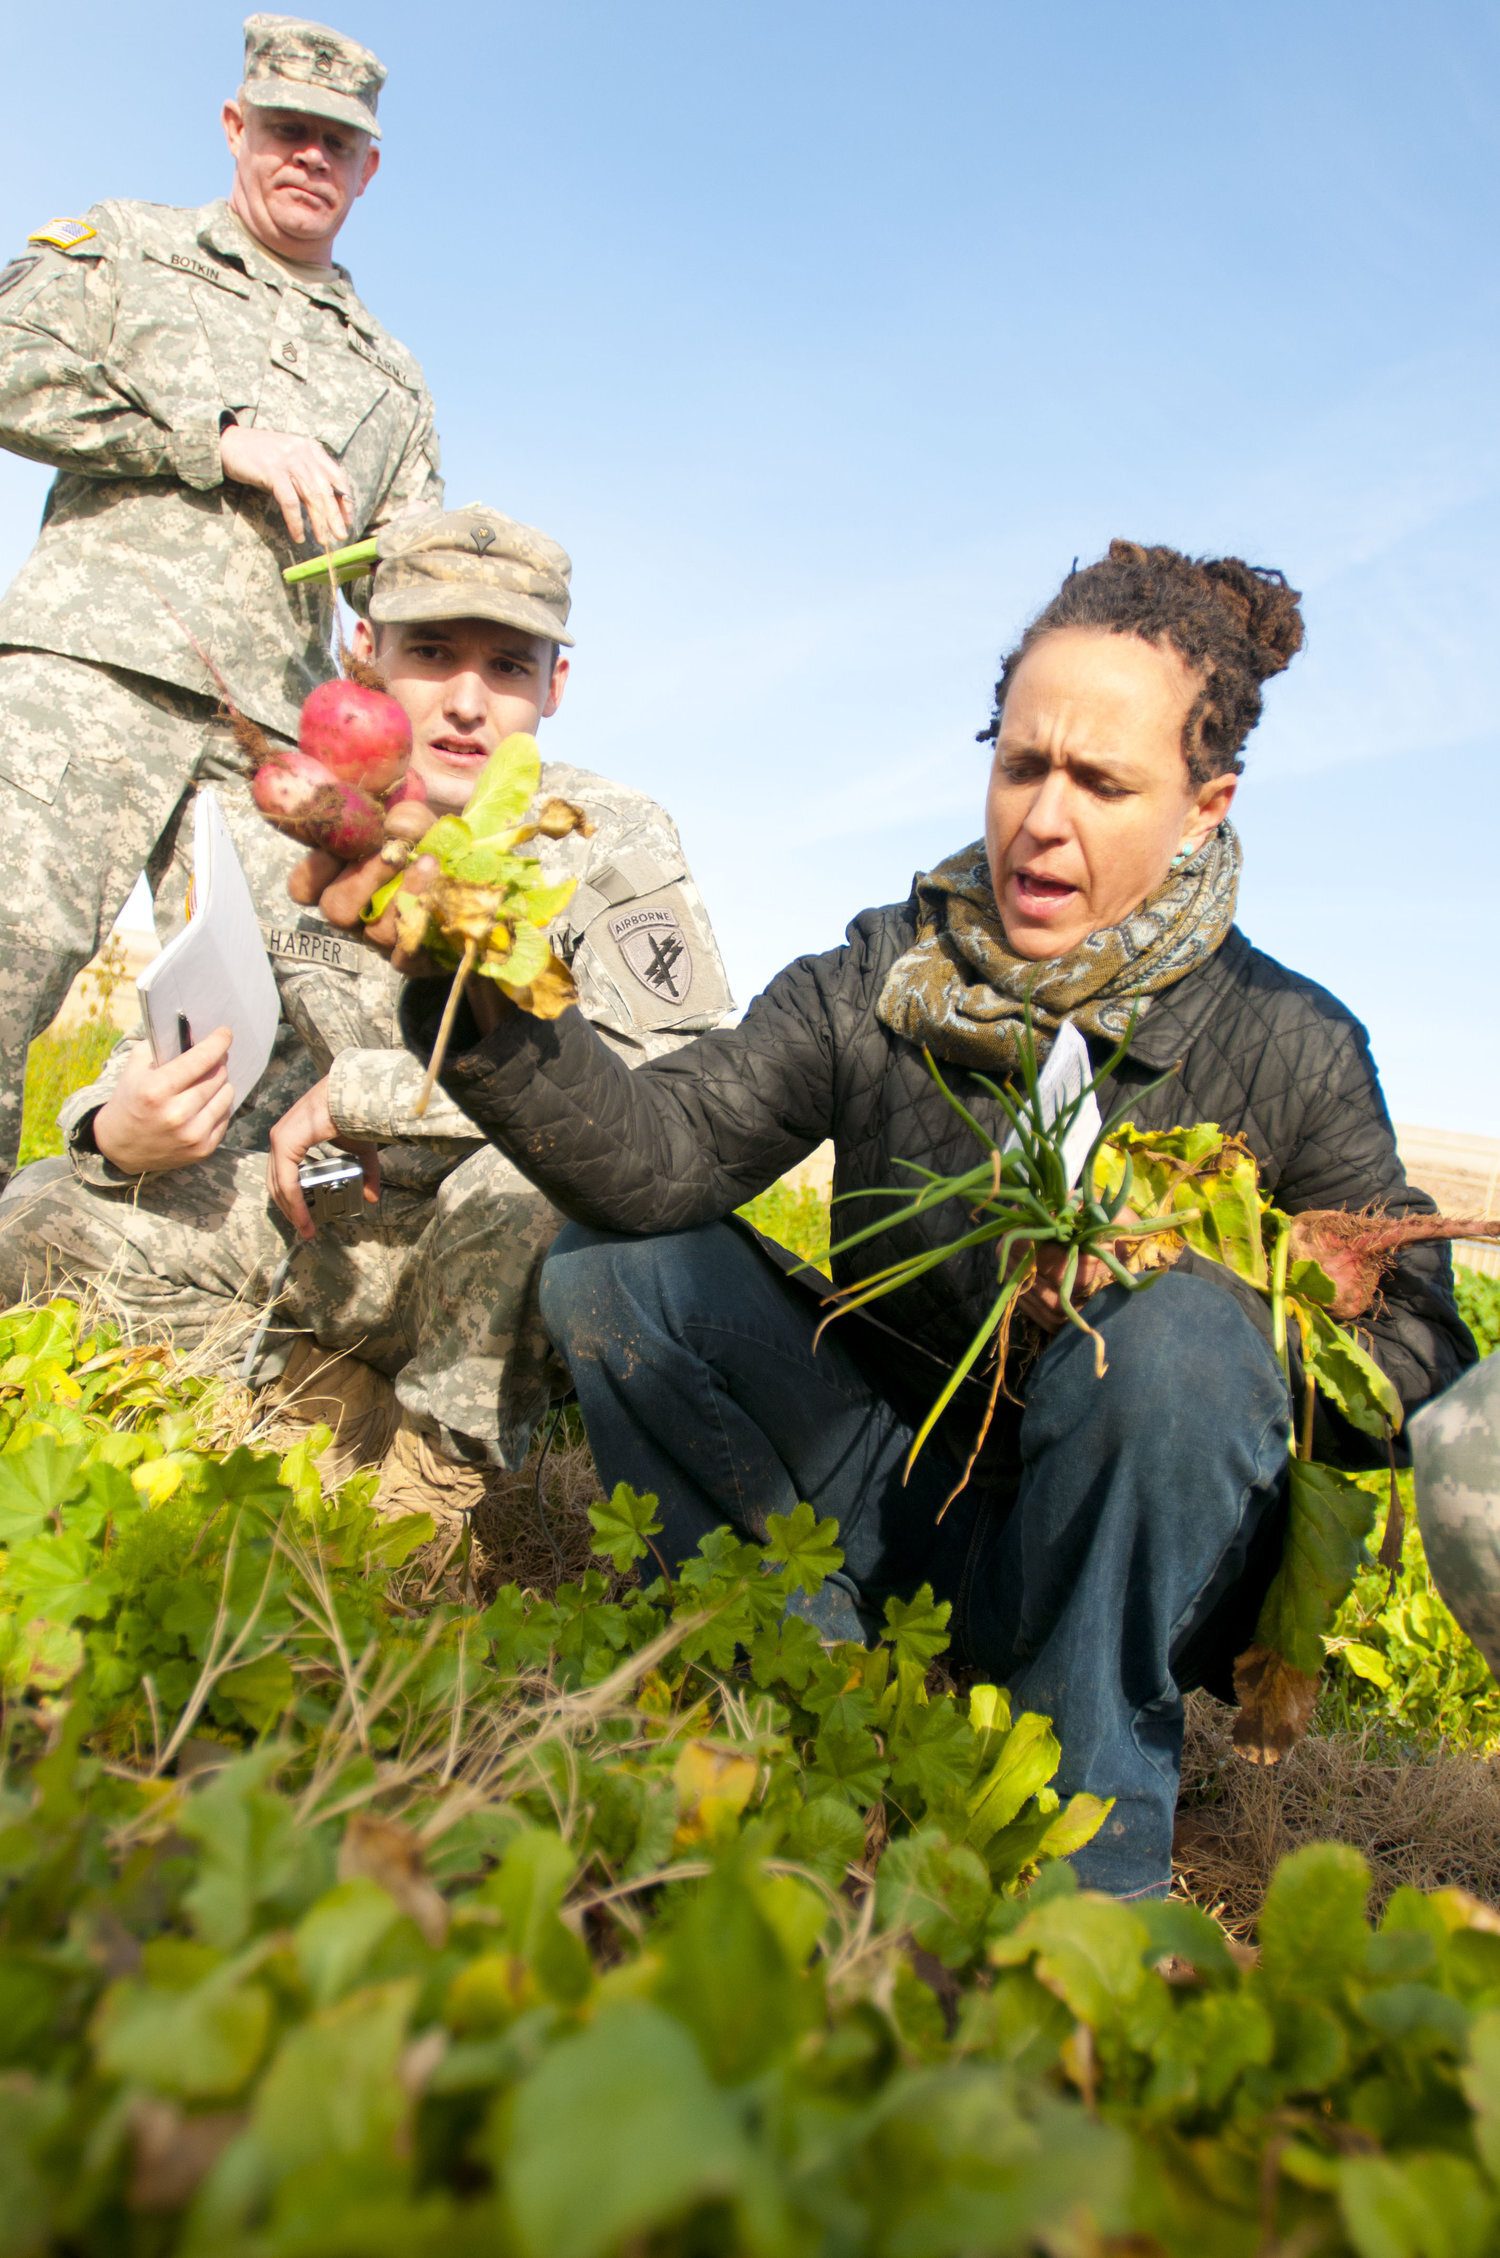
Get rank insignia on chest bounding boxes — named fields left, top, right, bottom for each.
left=609, top=905, right=693, bottom=1005
left=28, top=218, right=97, bottom=251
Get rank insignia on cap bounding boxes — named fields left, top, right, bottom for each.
left=28, top=219, right=97, bottom=250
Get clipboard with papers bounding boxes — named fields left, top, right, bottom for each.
left=134, top=788, right=280, bottom=1111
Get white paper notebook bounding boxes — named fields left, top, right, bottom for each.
left=135, top=789, right=279, bottom=1112
left=1001, top=1018, right=1102, bottom=1191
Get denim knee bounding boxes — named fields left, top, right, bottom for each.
left=1039, top=1270, right=1284, bottom=1448
left=538, top=1221, right=646, bottom=1364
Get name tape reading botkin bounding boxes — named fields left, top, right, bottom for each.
left=609, top=905, right=693, bottom=1005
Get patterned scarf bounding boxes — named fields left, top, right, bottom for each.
left=875, top=823, right=1241, bottom=1070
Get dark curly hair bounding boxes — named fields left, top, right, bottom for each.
left=977, top=540, right=1305, bottom=783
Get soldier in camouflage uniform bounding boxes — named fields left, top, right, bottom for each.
left=0, top=15, right=441, bottom=1180
left=0, top=508, right=732, bottom=1509
left=1410, top=1354, right=1500, bottom=1682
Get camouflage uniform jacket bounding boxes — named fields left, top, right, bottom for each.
left=58, top=759, right=732, bottom=1193
left=0, top=198, right=442, bottom=767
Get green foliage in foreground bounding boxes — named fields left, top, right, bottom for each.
left=1325, top=1471, right=1500, bottom=1755
left=1, top=1312, right=1500, bottom=2251
left=1456, top=1266, right=1500, bottom=1361
left=737, top=1178, right=832, bottom=1279
left=18, top=940, right=129, bottom=1169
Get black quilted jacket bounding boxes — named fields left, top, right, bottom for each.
left=407, top=902, right=1474, bottom=1467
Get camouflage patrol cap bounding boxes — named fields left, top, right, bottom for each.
left=241, top=15, right=386, bottom=139
left=364, top=506, right=575, bottom=646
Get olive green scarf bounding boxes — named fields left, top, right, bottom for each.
left=875, top=824, right=1241, bottom=1070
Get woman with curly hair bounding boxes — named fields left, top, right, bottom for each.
left=299, top=540, right=1475, bottom=1898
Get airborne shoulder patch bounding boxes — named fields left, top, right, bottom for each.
left=28, top=218, right=97, bottom=251
left=609, top=904, right=693, bottom=1007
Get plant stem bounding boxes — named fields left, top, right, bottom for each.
left=416, top=938, right=480, bottom=1118
left=1270, top=1217, right=1290, bottom=1383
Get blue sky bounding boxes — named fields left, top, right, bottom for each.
left=3, top=1, right=1497, bottom=1127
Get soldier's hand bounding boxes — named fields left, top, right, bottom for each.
left=219, top=423, right=353, bottom=548
left=92, top=1028, right=236, bottom=1175
left=288, top=838, right=447, bottom=977
left=268, top=1077, right=381, bottom=1241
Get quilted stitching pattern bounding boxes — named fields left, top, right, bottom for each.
left=411, top=904, right=1473, bottom=1448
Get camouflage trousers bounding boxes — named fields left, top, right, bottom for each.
left=1410, top=1354, right=1500, bottom=1681
left=0, top=1141, right=569, bottom=1470
left=0, top=645, right=287, bottom=1182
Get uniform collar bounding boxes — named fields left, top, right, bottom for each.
left=196, top=199, right=357, bottom=313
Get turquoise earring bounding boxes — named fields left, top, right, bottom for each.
left=1169, top=845, right=1192, bottom=871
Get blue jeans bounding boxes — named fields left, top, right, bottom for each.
left=539, top=1220, right=1290, bottom=1896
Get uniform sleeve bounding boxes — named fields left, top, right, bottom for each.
left=57, top=1036, right=143, bottom=1189
left=565, top=814, right=733, bottom=1054
left=0, top=227, right=224, bottom=489
left=365, top=378, right=443, bottom=529
left=325, top=1043, right=478, bottom=1144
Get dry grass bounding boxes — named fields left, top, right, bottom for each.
left=1173, top=1691, right=1500, bottom=1935
left=471, top=1414, right=606, bottom=1599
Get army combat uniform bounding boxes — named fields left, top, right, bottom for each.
left=0, top=18, right=440, bottom=1176
left=0, top=755, right=731, bottom=1468
left=1410, top=1356, right=1500, bottom=1684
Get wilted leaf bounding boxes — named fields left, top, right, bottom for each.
left=126, top=2096, right=245, bottom=2211
left=1, top=1614, right=83, bottom=1692
left=1233, top=1456, right=1380, bottom=1760
left=1232, top=1645, right=1320, bottom=1763
left=1293, top=1296, right=1404, bottom=1439
left=338, top=1812, right=448, bottom=1949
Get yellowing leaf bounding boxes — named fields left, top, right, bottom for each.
left=672, top=1739, right=759, bottom=1848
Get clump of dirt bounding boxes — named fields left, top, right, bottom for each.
left=1174, top=1692, right=1500, bottom=1936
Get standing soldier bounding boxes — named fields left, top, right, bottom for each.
left=0, top=14, right=441, bottom=1181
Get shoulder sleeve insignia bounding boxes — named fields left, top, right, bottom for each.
left=28, top=219, right=98, bottom=251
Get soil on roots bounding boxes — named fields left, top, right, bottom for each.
left=1174, top=1692, right=1500, bottom=1937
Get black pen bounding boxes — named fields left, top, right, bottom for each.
left=177, top=1013, right=192, bottom=1055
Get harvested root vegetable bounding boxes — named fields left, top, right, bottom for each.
left=299, top=679, right=412, bottom=793
left=252, top=749, right=386, bottom=862
left=1288, top=1206, right=1500, bottom=1320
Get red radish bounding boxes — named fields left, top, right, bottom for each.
left=1290, top=1207, right=1500, bottom=1319
left=298, top=680, right=412, bottom=793
left=253, top=749, right=386, bottom=861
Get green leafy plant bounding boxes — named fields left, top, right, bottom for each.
left=821, top=1016, right=1492, bottom=1768
left=365, top=731, right=591, bottom=1110
left=5, top=1297, right=1500, bottom=2253
left=821, top=1014, right=1187, bottom=1501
